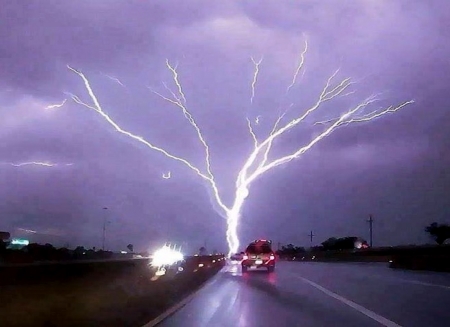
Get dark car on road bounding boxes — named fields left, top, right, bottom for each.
left=241, top=239, right=276, bottom=272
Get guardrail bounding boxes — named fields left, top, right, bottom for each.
left=389, top=254, right=450, bottom=272
left=0, top=255, right=225, bottom=285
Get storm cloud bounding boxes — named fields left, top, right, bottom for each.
left=1, top=0, right=449, bottom=252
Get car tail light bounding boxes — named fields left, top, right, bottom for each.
left=269, top=254, right=275, bottom=260
left=243, top=254, right=249, bottom=260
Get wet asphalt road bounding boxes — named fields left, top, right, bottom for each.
left=157, top=261, right=450, bottom=327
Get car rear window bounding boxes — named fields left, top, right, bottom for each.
left=246, top=244, right=272, bottom=254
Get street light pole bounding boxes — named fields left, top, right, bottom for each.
left=367, top=214, right=374, bottom=247
left=102, top=207, right=108, bottom=251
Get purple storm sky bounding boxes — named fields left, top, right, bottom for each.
left=1, top=0, right=449, bottom=253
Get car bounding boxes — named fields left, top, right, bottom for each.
left=241, top=239, right=276, bottom=273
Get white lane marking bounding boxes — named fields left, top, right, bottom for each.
left=296, top=276, right=403, bottom=327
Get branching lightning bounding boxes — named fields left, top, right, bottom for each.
left=246, top=117, right=258, bottom=149
left=165, top=59, right=187, bottom=104
left=67, top=64, right=228, bottom=217
left=68, top=41, right=413, bottom=256
left=103, top=73, right=126, bottom=87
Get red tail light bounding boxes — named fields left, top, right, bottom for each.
left=269, top=254, right=275, bottom=260
left=243, top=254, right=249, bottom=260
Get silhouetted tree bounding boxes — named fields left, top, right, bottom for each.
left=322, top=237, right=358, bottom=250
left=321, top=237, right=338, bottom=250
left=277, top=244, right=306, bottom=256
left=74, top=246, right=85, bottom=253
left=425, top=222, right=450, bottom=245
left=25, top=243, right=57, bottom=261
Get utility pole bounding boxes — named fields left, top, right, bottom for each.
left=367, top=214, right=373, bottom=247
left=308, top=230, right=315, bottom=243
left=102, top=207, right=108, bottom=251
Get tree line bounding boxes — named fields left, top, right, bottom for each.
left=0, top=241, right=136, bottom=264
left=276, top=222, right=450, bottom=256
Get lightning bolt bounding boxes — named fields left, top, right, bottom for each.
left=286, top=38, right=308, bottom=95
left=246, top=117, right=258, bottom=149
left=7, top=161, right=57, bottom=167
left=103, top=73, right=126, bottom=87
left=162, top=171, right=171, bottom=179
left=165, top=59, right=187, bottom=104
left=68, top=39, right=413, bottom=256
left=258, top=111, right=287, bottom=170
left=250, top=56, right=263, bottom=104
left=255, top=115, right=261, bottom=125
left=4, top=161, right=74, bottom=167
left=45, top=99, right=67, bottom=110
left=17, top=228, right=38, bottom=234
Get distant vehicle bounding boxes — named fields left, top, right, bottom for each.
left=230, top=252, right=245, bottom=261
left=241, top=239, right=276, bottom=273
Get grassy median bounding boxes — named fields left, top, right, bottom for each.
left=0, top=256, right=224, bottom=327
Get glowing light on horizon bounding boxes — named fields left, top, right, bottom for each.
left=151, top=244, right=184, bottom=267
left=68, top=40, right=413, bottom=256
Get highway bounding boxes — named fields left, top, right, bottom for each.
left=156, top=261, right=450, bottom=327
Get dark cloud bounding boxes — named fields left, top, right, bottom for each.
left=1, top=0, right=449, bottom=252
